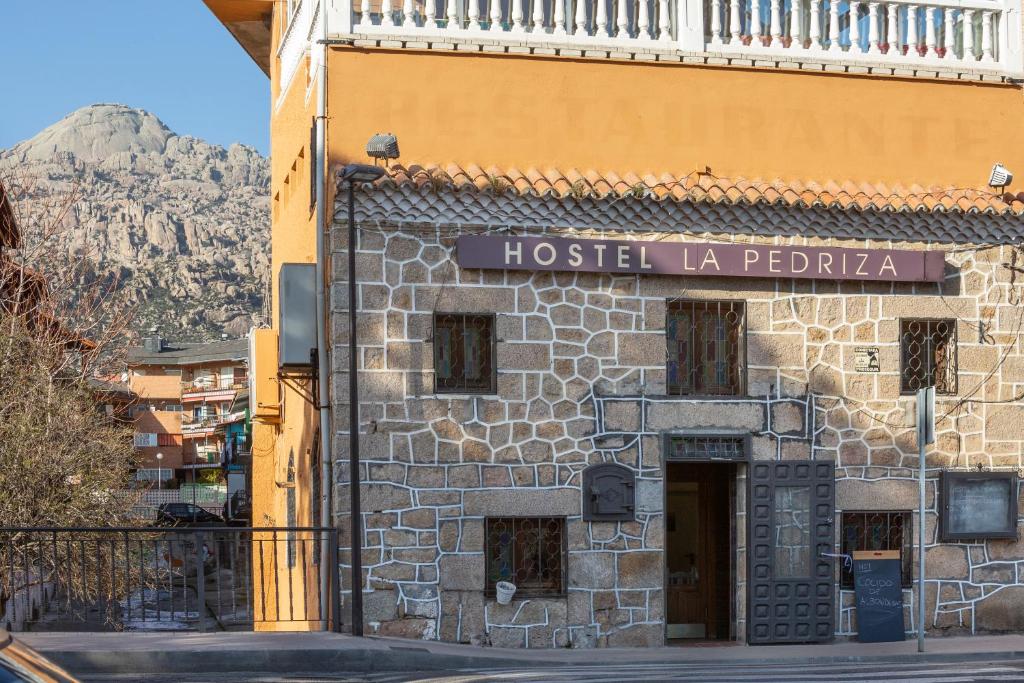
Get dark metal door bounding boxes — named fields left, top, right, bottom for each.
left=748, top=460, right=835, bottom=644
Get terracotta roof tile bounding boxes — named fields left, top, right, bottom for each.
left=364, top=164, right=1024, bottom=216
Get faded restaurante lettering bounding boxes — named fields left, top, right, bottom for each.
left=458, top=235, right=946, bottom=283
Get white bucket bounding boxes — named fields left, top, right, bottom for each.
left=495, top=581, right=517, bottom=605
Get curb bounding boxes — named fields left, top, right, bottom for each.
left=36, top=644, right=1024, bottom=676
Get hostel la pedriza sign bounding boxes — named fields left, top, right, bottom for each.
left=455, top=235, right=946, bottom=283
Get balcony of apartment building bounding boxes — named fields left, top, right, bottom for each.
left=282, top=0, right=1023, bottom=85
left=180, top=371, right=247, bottom=404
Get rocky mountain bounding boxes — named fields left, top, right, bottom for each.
left=0, top=104, right=269, bottom=340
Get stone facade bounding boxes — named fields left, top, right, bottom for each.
left=329, top=186, right=1024, bottom=646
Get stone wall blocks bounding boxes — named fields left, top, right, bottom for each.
left=498, top=342, right=552, bottom=370
left=363, top=483, right=413, bottom=513
left=923, top=545, right=970, bottom=579
left=748, top=333, right=805, bottom=369
left=836, top=478, right=920, bottom=511
left=647, top=401, right=765, bottom=432
left=447, top=464, right=481, bottom=488
left=522, top=440, right=555, bottom=462
left=603, top=401, right=642, bottom=432
left=439, top=555, right=485, bottom=591
left=463, top=439, right=492, bottom=463
left=482, top=465, right=513, bottom=486
left=617, top=551, right=662, bottom=588
left=463, top=488, right=581, bottom=516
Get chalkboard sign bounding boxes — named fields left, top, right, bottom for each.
left=852, top=550, right=905, bottom=643
left=941, top=471, right=1018, bottom=541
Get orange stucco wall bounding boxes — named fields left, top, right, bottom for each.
left=251, top=3, right=323, bottom=631
left=131, top=372, right=181, bottom=402
left=324, top=47, right=1024, bottom=191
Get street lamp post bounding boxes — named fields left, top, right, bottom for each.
left=339, top=163, right=385, bottom=638
left=156, top=452, right=164, bottom=491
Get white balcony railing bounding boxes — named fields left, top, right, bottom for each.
left=273, top=0, right=1023, bottom=98
left=347, top=0, right=1019, bottom=70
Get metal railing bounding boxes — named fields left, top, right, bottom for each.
left=0, top=527, right=339, bottom=633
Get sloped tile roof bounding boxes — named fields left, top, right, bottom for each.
left=127, top=337, right=249, bottom=366
left=373, top=163, right=1024, bottom=216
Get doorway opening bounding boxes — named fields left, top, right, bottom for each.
left=665, top=461, right=736, bottom=642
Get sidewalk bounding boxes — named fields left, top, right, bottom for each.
left=20, top=631, right=1024, bottom=676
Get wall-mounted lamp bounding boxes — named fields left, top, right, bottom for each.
left=366, top=133, right=400, bottom=164
left=989, top=163, right=1014, bottom=189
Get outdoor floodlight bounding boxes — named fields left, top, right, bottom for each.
left=341, top=163, right=386, bottom=184
left=988, top=163, right=1013, bottom=189
left=366, top=133, right=400, bottom=162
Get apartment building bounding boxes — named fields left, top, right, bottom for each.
left=127, top=334, right=250, bottom=487
left=209, top=0, right=1024, bottom=646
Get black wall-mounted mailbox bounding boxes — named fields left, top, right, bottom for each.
left=583, top=463, right=636, bottom=522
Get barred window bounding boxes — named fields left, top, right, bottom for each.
left=840, top=511, right=912, bottom=588
left=434, top=313, right=495, bottom=394
left=666, top=435, right=746, bottom=461
left=900, top=319, right=956, bottom=395
left=666, top=300, right=745, bottom=396
left=485, top=517, right=565, bottom=598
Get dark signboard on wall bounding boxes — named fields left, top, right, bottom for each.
left=852, top=550, right=905, bottom=643
left=455, top=235, right=946, bottom=283
left=940, top=471, right=1019, bottom=541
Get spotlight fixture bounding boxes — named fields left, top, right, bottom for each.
left=366, top=133, right=400, bottom=163
left=988, top=163, right=1013, bottom=189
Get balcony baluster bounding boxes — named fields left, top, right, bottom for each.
left=596, top=0, right=610, bottom=36
left=925, top=6, right=937, bottom=56
left=788, top=0, right=802, bottom=48
left=769, top=0, right=782, bottom=45
left=963, top=9, right=975, bottom=60
left=658, top=0, right=671, bottom=39
left=554, top=0, right=567, bottom=32
left=640, top=0, right=653, bottom=39
left=751, top=0, right=762, bottom=45
left=886, top=3, right=898, bottom=54
left=981, top=9, right=993, bottom=61
left=827, top=0, right=841, bottom=51
left=616, top=0, right=629, bottom=36
left=808, top=0, right=821, bottom=49
left=868, top=2, right=880, bottom=53
left=944, top=8, right=955, bottom=58
left=729, top=0, right=742, bottom=43
left=850, top=1, right=861, bottom=53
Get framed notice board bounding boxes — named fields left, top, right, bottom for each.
left=940, top=471, right=1019, bottom=542
left=852, top=550, right=905, bottom=643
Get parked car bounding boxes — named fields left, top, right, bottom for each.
left=154, top=502, right=223, bottom=527
left=222, top=491, right=251, bottom=527
left=0, top=630, right=79, bottom=682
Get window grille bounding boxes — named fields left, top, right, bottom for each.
left=666, top=300, right=745, bottom=396
left=485, top=517, right=565, bottom=597
left=840, top=511, right=913, bottom=588
left=666, top=435, right=746, bottom=461
left=900, top=319, right=957, bottom=395
left=434, top=313, right=495, bottom=394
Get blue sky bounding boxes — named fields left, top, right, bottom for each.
left=0, top=2, right=269, bottom=155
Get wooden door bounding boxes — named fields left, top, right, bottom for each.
left=666, top=463, right=731, bottom=639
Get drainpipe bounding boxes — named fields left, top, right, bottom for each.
left=314, top=0, right=333, bottom=632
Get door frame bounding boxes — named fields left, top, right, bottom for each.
left=661, top=430, right=750, bottom=643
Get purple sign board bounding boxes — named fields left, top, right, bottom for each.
left=455, top=235, right=946, bottom=283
